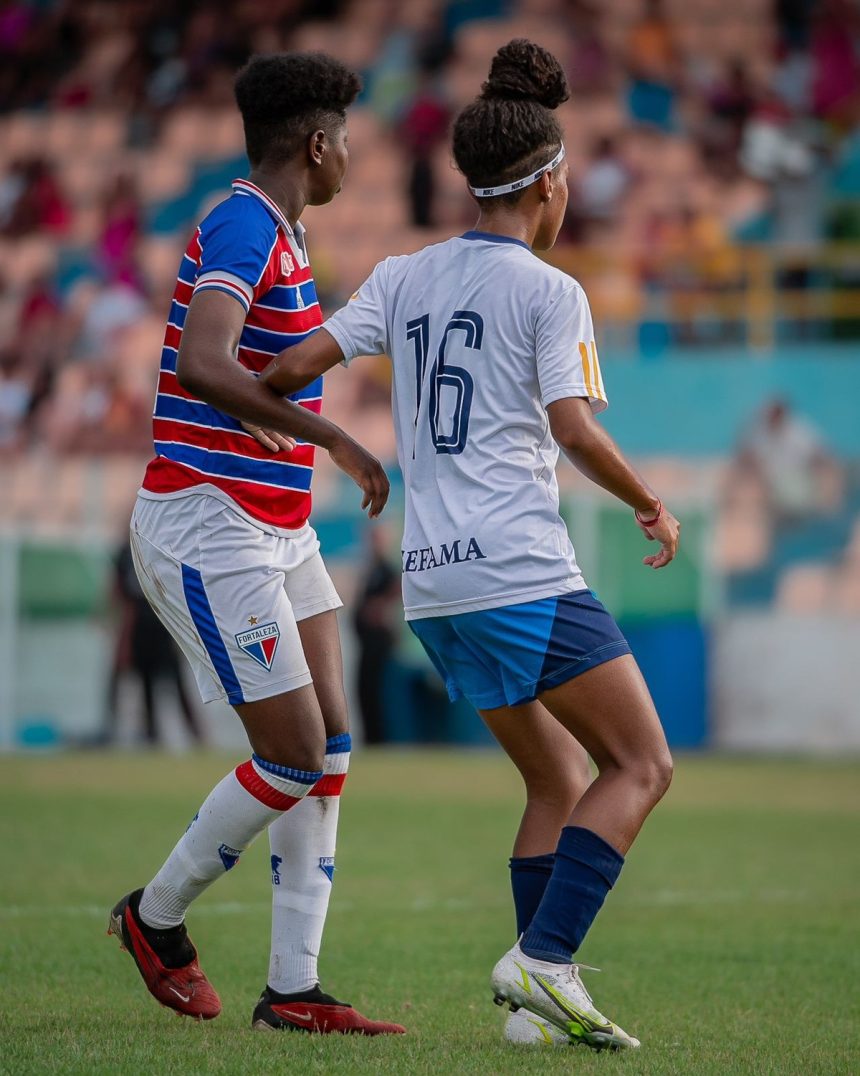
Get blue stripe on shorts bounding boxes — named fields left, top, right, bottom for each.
left=409, top=589, right=631, bottom=711
left=181, top=563, right=245, bottom=705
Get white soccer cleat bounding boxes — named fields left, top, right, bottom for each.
left=503, top=1007, right=570, bottom=1046
left=490, top=942, right=640, bottom=1051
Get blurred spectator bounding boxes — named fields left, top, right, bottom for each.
left=625, top=0, right=678, bottom=130
left=74, top=277, right=149, bottom=362
left=352, top=527, right=401, bottom=745
left=6, top=275, right=63, bottom=440
left=739, top=96, right=813, bottom=186
left=740, top=93, right=826, bottom=276
left=811, top=0, right=860, bottom=126
left=102, top=537, right=205, bottom=747
left=0, top=351, right=31, bottom=452
left=576, top=135, right=630, bottom=229
left=707, top=60, right=757, bottom=158
left=98, top=173, right=142, bottom=285
left=735, top=399, right=843, bottom=524
left=567, top=1, right=613, bottom=97
left=0, top=157, right=69, bottom=237
left=40, top=361, right=151, bottom=454
left=772, top=46, right=813, bottom=115
left=398, top=73, right=450, bottom=228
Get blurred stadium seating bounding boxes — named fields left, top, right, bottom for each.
left=1, top=0, right=859, bottom=750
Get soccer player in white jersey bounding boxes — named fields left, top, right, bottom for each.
left=107, top=53, right=404, bottom=1036
left=254, top=40, right=681, bottom=1050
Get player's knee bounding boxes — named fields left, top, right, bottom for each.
left=633, top=748, right=673, bottom=804
left=526, top=784, right=578, bottom=822
left=252, top=735, right=325, bottom=775
left=526, top=762, right=590, bottom=815
left=319, top=698, right=349, bottom=740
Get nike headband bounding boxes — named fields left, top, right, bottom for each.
left=468, top=143, right=566, bottom=198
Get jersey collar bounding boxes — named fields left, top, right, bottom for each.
left=231, top=178, right=305, bottom=242
left=461, top=229, right=531, bottom=251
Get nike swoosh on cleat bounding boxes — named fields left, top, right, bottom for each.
left=533, top=975, right=614, bottom=1035
left=279, top=1011, right=314, bottom=1021
left=169, top=987, right=191, bottom=1003
left=527, top=1018, right=556, bottom=1045
left=513, top=962, right=533, bottom=995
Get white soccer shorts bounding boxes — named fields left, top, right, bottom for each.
left=129, top=493, right=342, bottom=706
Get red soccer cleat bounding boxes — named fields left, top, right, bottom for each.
left=108, top=889, right=221, bottom=1020
left=252, top=985, right=406, bottom=1035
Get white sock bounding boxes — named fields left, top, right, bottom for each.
left=139, top=756, right=322, bottom=929
left=266, top=733, right=351, bottom=994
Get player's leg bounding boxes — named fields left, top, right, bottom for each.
left=412, top=592, right=663, bottom=1049
left=133, top=509, right=329, bottom=925
left=489, top=655, right=671, bottom=1050
left=109, top=684, right=325, bottom=1020
left=258, top=549, right=404, bottom=1034
left=145, top=686, right=327, bottom=929
left=482, top=653, right=669, bottom=863
left=110, top=499, right=327, bottom=1019
left=264, top=610, right=346, bottom=1002
left=481, top=701, right=590, bottom=1046
left=488, top=701, right=590, bottom=917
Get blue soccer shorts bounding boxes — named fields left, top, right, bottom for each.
left=408, top=589, right=631, bottom=711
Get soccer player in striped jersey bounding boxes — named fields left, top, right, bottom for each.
left=256, top=40, right=680, bottom=1050
left=108, top=52, right=403, bottom=1036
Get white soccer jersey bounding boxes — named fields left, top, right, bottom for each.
left=325, top=230, right=607, bottom=620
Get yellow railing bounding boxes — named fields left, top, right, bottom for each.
left=546, top=244, right=860, bottom=350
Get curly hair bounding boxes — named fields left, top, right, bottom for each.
left=234, top=52, right=362, bottom=167
left=452, top=39, right=569, bottom=205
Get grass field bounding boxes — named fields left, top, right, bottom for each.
left=1, top=750, right=858, bottom=1075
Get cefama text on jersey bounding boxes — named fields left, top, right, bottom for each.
left=402, top=537, right=487, bottom=573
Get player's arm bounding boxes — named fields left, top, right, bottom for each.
left=176, top=290, right=388, bottom=517
left=260, top=261, right=389, bottom=395
left=259, top=327, right=346, bottom=396
left=547, top=397, right=680, bottom=569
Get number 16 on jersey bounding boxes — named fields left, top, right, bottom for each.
left=406, top=310, right=483, bottom=455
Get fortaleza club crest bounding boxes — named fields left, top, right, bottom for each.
left=235, top=621, right=280, bottom=670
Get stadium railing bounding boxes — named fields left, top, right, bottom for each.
left=547, top=243, right=860, bottom=351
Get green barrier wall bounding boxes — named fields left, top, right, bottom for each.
left=562, top=501, right=712, bottom=621
left=18, top=542, right=111, bottom=618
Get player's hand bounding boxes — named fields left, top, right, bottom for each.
left=329, top=435, right=389, bottom=518
left=637, top=504, right=680, bottom=569
left=241, top=422, right=297, bottom=453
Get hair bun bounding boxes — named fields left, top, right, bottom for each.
left=480, top=39, right=569, bottom=110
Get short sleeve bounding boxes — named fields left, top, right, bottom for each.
left=324, top=261, right=389, bottom=365
left=193, top=206, right=277, bottom=313
left=535, top=284, right=607, bottom=413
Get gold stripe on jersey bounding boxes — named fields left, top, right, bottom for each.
left=579, top=341, right=595, bottom=399
left=590, top=341, right=606, bottom=402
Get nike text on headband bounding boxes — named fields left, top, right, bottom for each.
left=468, top=144, right=566, bottom=198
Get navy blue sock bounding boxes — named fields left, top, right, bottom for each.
left=520, top=826, right=624, bottom=964
left=509, top=853, right=555, bottom=938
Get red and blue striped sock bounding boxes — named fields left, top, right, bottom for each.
left=138, top=756, right=321, bottom=929
left=267, top=733, right=351, bottom=994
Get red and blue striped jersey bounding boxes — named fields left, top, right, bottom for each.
left=141, top=179, right=323, bottom=531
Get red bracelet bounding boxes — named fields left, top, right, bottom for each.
left=635, top=500, right=663, bottom=527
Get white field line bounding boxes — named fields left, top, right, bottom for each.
left=0, top=888, right=814, bottom=921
